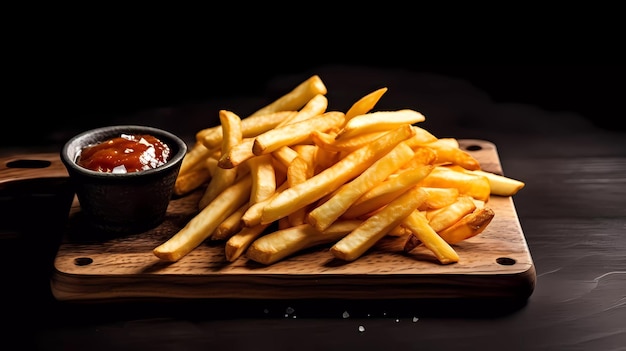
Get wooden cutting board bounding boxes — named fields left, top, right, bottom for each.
left=2, top=140, right=536, bottom=302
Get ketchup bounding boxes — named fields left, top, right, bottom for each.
left=77, top=134, right=171, bottom=173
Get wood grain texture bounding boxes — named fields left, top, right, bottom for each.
left=0, top=153, right=68, bottom=186
left=42, top=140, right=535, bottom=301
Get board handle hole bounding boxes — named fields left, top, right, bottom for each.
left=74, top=257, right=93, bottom=266
left=6, top=159, right=52, bottom=169
left=496, top=257, right=516, bottom=265
left=464, top=144, right=483, bottom=151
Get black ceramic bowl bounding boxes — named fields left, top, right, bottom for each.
left=61, top=125, right=188, bottom=236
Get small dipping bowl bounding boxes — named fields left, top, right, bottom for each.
left=61, top=125, right=187, bottom=236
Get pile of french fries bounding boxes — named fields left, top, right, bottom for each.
left=153, top=75, right=525, bottom=265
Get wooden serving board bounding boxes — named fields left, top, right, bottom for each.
left=3, top=140, right=536, bottom=302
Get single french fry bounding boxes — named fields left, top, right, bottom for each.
left=422, top=139, right=481, bottom=170
left=198, top=110, right=243, bottom=209
left=225, top=223, right=271, bottom=262
left=437, top=207, right=495, bottom=244
left=252, top=111, right=345, bottom=155
left=247, top=75, right=327, bottom=118
left=202, top=110, right=297, bottom=150
left=402, top=210, right=459, bottom=264
left=246, top=220, right=361, bottom=265
left=153, top=175, right=252, bottom=262
left=418, top=166, right=491, bottom=202
left=467, top=169, right=525, bottom=196
left=196, top=125, right=217, bottom=142
left=179, top=141, right=212, bottom=176
left=330, top=186, right=428, bottom=261
left=212, top=203, right=250, bottom=241
left=275, top=93, right=329, bottom=127
left=308, top=141, right=415, bottom=231
left=345, top=87, right=388, bottom=120
left=248, top=153, right=276, bottom=204
left=335, top=109, right=426, bottom=140
left=260, top=125, right=416, bottom=225
left=173, top=156, right=217, bottom=196
left=218, top=138, right=255, bottom=169
left=426, top=195, right=476, bottom=232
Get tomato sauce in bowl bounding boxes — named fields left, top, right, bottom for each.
left=77, top=134, right=171, bottom=173
left=61, top=125, right=187, bottom=235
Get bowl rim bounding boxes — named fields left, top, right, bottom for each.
left=61, top=125, right=188, bottom=178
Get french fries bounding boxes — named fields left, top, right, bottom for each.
left=418, top=166, right=491, bottom=202
left=307, top=141, right=415, bottom=232
left=173, top=157, right=215, bottom=196
left=260, top=125, right=415, bottom=225
left=335, top=109, right=425, bottom=140
left=345, top=87, right=387, bottom=120
left=153, top=175, right=252, bottom=262
left=252, top=111, right=344, bottom=155
left=247, top=220, right=361, bottom=265
left=330, top=186, right=428, bottom=261
left=153, top=75, right=525, bottom=265
left=402, top=210, right=459, bottom=264
left=247, top=75, right=327, bottom=117
left=198, top=110, right=243, bottom=209
left=467, top=169, right=525, bottom=196
left=437, top=207, right=495, bottom=244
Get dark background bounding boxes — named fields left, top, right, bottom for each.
left=6, top=5, right=625, bottom=150
left=8, top=63, right=624, bottom=149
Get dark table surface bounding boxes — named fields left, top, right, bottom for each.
left=2, top=64, right=625, bottom=350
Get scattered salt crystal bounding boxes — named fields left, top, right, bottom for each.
left=112, top=165, right=127, bottom=174
left=412, top=317, right=419, bottom=322
left=358, top=325, right=365, bottom=332
left=342, top=311, right=350, bottom=318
